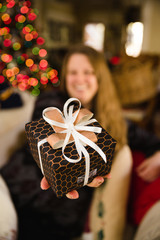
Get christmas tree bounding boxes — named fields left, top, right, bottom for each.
left=0, top=0, right=59, bottom=96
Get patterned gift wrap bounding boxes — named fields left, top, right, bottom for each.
left=25, top=100, right=116, bottom=198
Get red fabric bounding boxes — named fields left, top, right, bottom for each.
left=128, top=151, right=160, bottom=225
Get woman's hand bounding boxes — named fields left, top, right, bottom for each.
left=136, top=151, right=160, bottom=182
left=40, top=173, right=111, bottom=199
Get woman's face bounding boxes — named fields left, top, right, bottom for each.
left=65, top=53, right=98, bottom=108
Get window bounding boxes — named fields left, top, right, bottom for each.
left=83, top=23, right=105, bottom=51
left=125, top=22, right=144, bottom=57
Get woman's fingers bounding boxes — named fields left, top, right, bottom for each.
left=40, top=176, right=50, bottom=190
left=41, top=173, right=111, bottom=199
left=87, top=176, right=104, bottom=187
left=103, top=173, right=112, bottom=179
left=87, top=173, right=111, bottom=187
left=41, top=177, right=79, bottom=199
left=66, top=190, right=79, bottom=199
left=66, top=175, right=108, bottom=198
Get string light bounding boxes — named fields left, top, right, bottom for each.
left=2, top=13, right=10, bottom=22
left=28, top=12, right=37, bottom=21
left=3, top=39, right=12, bottom=47
left=37, top=37, right=45, bottom=45
left=13, top=42, right=21, bottom=50
left=26, top=59, right=34, bottom=67
left=32, top=47, right=39, bottom=55
left=0, top=0, right=59, bottom=95
left=0, top=75, right=5, bottom=84
left=18, top=15, right=26, bottom=23
left=7, top=1, right=15, bottom=9
left=39, top=49, right=47, bottom=57
left=25, top=33, right=33, bottom=41
left=28, top=77, right=38, bottom=86
left=20, top=6, right=29, bottom=14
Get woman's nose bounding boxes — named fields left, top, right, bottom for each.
left=75, top=73, right=85, bottom=83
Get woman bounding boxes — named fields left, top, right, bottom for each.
left=1, top=45, right=132, bottom=240
left=41, top=44, right=133, bottom=240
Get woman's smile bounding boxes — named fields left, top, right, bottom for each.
left=66, top=53, right=98, bottom=108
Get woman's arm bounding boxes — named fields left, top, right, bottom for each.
left=136, top=151, right=160, bottom=182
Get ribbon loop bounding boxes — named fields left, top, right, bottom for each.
left=38, top=98, right=107, bottom=186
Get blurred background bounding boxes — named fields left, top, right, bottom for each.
left=32, top=0, right=160, bottom=60
left=33, top=0, right=160, bottom=134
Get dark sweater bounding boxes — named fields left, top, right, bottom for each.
left=0, top=89, right=93, bottom=240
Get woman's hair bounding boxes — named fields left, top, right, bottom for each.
left=60, top=44, right=127, bottom=151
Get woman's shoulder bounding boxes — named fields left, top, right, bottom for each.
left=114, top=144, right=133, bottom=167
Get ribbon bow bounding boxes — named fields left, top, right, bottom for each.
left=38, top=98, right=107, bottom=186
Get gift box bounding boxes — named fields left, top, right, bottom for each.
left=25, top=98, right=116, bottom=198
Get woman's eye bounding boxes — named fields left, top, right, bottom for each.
left=68, top=71, right=77, bottom=75
left=84, top=70, right=94, bottom=75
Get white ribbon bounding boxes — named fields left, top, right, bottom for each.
left=38, top=98, right=107, bottom=185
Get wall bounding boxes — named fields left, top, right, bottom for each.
left=142, top=0, right=160, bottom=54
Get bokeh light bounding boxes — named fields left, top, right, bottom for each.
left=3, top=39, right=12, bottom=47
left=13, top=42, right=21, bottom=50
left=2, top=13, right=10, bottom=22
left=6, top=68, right=14, bottom=78
left=39, top=49, right=47, bottom=57
left=12, top=67, right=19, bottom=75
left=18, top=82, right=28, bottom=91
left=25, top=33, right=33, bottom=41
left=18, top=15, right=26, bottom=23
left=32, top=47, right=39, bottom=55
left=37, top=37, right=45, bottom=45
left=4, top=17, right=12, bottom=25
left=40, top=74, right=48, bottom=85
left=24, top=1, right=32, bottom=8
left=0, top=75, right=5, bottom=84
left=39, top=59, right=48, bottom=70
left=31, top=30, right=38, bottom=39
left=28, top=77, right=38, bottom=86
left=31, top=88, right=40, bottom=96
left=17, top=55, right=25, bottom=64
left=28, top=12, right=37, bottom=21
left=7, top=1, right=15, bottom=9
left=0, top=0, right=59, bottom=95
left=0, top=5, right=7, bottom=13
left=26, top=58, right=34, bottom=67
left=20, top=6, right=29, bottom=14
left=30, top=64, right=38, bottom=72
left=50, top=76, right=59, bottom=84
left=1, top=54, right=13, bottom=63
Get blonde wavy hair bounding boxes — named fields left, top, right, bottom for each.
left=60, top=44, right=127, bottom=151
